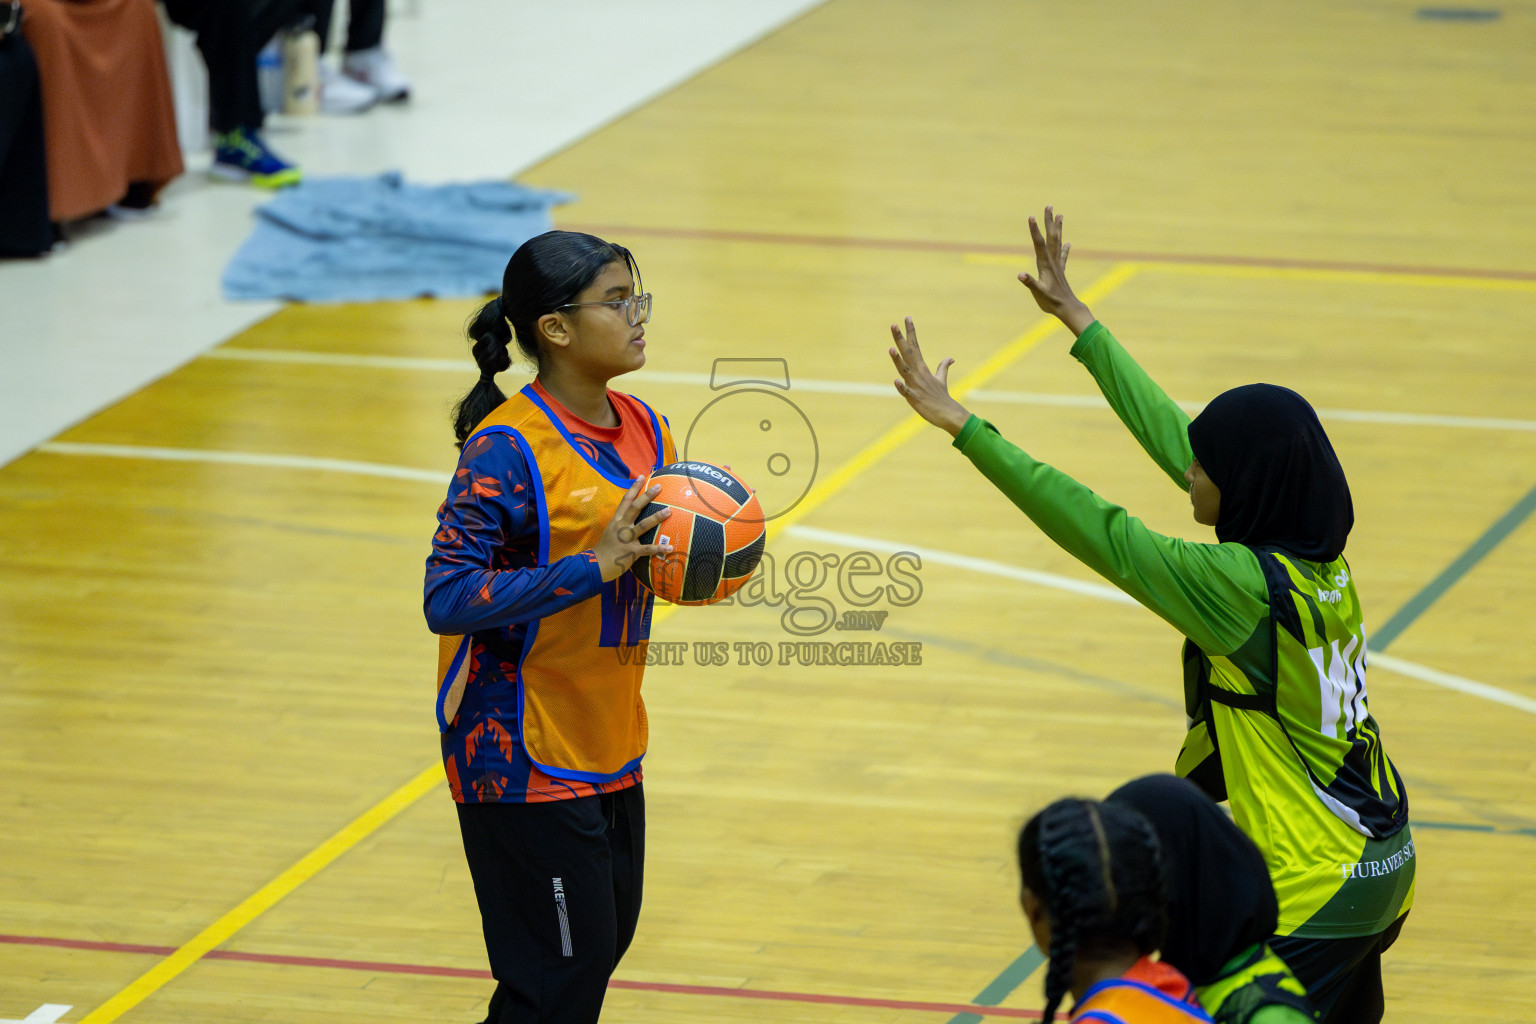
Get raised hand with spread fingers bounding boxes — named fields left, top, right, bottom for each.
left=888, top=316, right=971, bottom=437
left=1018, top=205, right=1096, bottom=338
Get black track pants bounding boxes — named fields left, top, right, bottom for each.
left=312, top=0, right=385, bottom=53
left=456, top=785, right=645, bottom=1024
left=1271, top=913, right=1407, bottom=1024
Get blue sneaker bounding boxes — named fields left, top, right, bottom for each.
left=212, top=127, right=302, bottom=189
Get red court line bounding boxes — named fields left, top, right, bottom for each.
left=561, top=222, right=1536, bottom=283
left=606, top=979, right=1038, bottom=1017
left=0, top=933, right=1039, bottom=1019
left=1, top=934, right=177, bottom=958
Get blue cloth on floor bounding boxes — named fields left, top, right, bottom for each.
left=222, top=172, right=574, bottom=301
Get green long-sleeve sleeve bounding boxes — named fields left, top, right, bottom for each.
left=952, top=389, right=1268, bottom=658
left=1070, top=321, right=1195, bottom=490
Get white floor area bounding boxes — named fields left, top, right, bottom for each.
left=0, top=0, right=824, bottom=469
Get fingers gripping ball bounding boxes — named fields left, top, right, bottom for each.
left=630, top=462, right=765, bottom=605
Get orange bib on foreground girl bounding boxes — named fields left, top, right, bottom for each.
left=435, top=383, right=675, bottom=783
left=1071, top=957, right=1213, bottom=1023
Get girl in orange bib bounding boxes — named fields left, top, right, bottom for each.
left=425, top=231, right=676, bottom=1024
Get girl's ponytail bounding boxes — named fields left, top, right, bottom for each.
left=451, top=296, right=514, bottom=449
left=1019, top=798, right=1168, bottom=1024
left=1031, top=802, right=1089, bottom=1024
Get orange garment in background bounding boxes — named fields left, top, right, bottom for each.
left=20, top=0, right=183, bottom=221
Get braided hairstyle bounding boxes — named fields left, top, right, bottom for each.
left=451, top=230, right=641, bottom=448
left=1018, top=798, right=1168, bottom=1023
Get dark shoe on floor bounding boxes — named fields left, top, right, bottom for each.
left=211, top=127, right=302, bottom=189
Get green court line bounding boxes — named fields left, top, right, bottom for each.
left=1373, top=480, right=1536, bottom=651
left=1414, top=820, right=1536, bottom=838
left=946, top=946, right=1047, bottom=1024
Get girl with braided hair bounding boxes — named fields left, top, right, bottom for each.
left=424, top=230, right=676, bottom=1023
left=1018, top=797, right=1211, bottom=1023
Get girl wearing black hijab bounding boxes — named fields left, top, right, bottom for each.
left=887, top=208, right=1412, bottom=1024
left=1107, top=775, right=1316, bottom=1024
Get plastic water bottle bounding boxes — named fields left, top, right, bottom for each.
left=283, top=30, right=320, bottom=115
left=256, top=40, right=284, bottom=114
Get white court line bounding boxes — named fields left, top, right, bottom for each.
left=38, top=442, right=446, bottom=483
left=35, top=440, right=1536, bottom=717
left=205, top=348, right=1536, bottom=433
left=973, top=391, right=1536, bottom=433
left=206, top=349, right=477, bottom=373
left=1368, top=653, right=1536, bottom=716
left=784, top=525, right=1137, bottom=606
left=1303, top=408, right=1536, bottom=432
left=205, top=348, right=895, bottom=395
left=1, top=1005, right=71, bottom=1024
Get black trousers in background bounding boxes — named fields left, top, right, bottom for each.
left=0, top=26, right=52, bottom=255
left=1271, top=913, right=1407, bottom=1024
left=312, top=0, right=384, bottom=54
left=163, top=0, right=323, bottom=133
left=457, top=785, right=645, bottom=1024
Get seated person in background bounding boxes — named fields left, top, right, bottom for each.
left=0, top=0, right=54, bottom=255
left=18, top=0, right=183, bottom=222
left=1019, top=797, right=1213, bottom=1023
left=162, top=0, right=322, bottom=187
left=314, top=0, right=410, bottom=109
left=1107, top=775, right=1318, bottom=1024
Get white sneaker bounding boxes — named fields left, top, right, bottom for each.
left=342, top=46, right=411, bottom=103
left=319, top=61, right=378, bottom=114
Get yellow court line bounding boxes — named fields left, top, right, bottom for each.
left=78, top=266, right=1140, bottom=1022
left=963, top=252, right=1536, bottom=293
left=80, top=763, right=444, bottom=1024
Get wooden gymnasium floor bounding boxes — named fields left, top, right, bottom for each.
left=4, top=1, right=1536, bottom=1021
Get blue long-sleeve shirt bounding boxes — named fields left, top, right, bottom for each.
left=424, top=428, right=604, bottom=636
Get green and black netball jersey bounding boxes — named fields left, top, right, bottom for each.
left=952, top=322, right=1414, bottom=939
left=1176, top=549, right=1412, bottom=938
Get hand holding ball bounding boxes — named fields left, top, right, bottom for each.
left=594, top=480, right=676, bottom=583
left=629, top=462, right=766, bottom=605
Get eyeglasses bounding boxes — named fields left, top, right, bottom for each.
left=557, top=292, right=652, bottom=327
